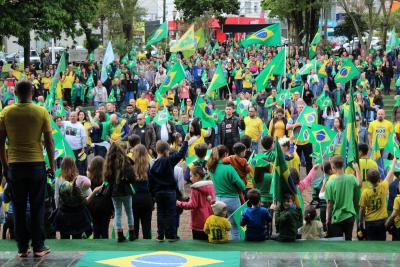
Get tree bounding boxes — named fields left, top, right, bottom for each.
left=0, top=0, right=98, bottom=66
left=99, top=0, right=146, bottom=50
left=334, top=12, right=367, bottom=42
left=379, top=0, right=394, bottom=50
left=364, top=0, right=382, bottom=49
left=337, top=0, right=365, bottom=48
left=174, top=0, right=240, bottom=23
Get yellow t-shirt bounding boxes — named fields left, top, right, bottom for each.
left=244, top=116, right=263, bottom=142
left=234, top=68, right=242, bottom=80
left=242, top=73, right=252, bottom=89
left=62, top=72, right=75, bottom=89
left=368, top=120, right=394, bottom=149
left=0, top=103, right=51, bottom=163
left=359, top=180, right=388, bottom=222
left=12, top=70, right=22, bottom=81
left=137, top=98, right=149, bottom=113
left=188, top=129, right=207, bottom=157
left=392, top=195, right=400, bottom=228
left=269, top=120, right=286, bottom=139
left=359, top=158, right=378, bottom=191
left=42, top=77, right=52, bottom=90
left=286, top=152, right=300, bottom=173
left=204, top=215, right=231, bottom=243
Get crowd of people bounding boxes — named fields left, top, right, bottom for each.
left=1, top=36, right=400, bottom=257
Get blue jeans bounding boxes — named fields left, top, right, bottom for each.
left=235, top=79, right=243, bottom=94
left=155, top=190, right=177, bottom=239
left=311, top=83, right=319, bottom=97
left=124, top=91, right=134, bottom=104
left=216, top=196, right=241, bottom=240
left=258, top=105, right=268, bottom=122
left=8, top=162, right=46, bottom=252
left=112, top=195, right=134, bottom=230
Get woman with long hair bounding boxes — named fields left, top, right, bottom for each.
left=131, top=144, right=153, bottom=239
left=187, top=118, right=211, bottom=157
left=103, top=143, right=136, bottom=242
left=332, top=117, right=344, bottom=155
left=206, top=145, right=246, bottom=240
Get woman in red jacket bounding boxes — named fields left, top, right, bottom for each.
left=177, top=166, right=215, bottom=240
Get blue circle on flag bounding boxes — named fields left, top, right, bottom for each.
left=132, top=254, right=187, bottom=267
left=256, top=31, right=267, bottom=39
left=306, top=114, right=315, bottom=122
left=303, top=130, right=309, bottom=139
left=160, top=113, right=167, bottom=119
left=205, top=106, right=213, bottom=116
left=340, top=68, right=348, bottom=76
left=315, top=130, right=326, bottom=142
left=164, top=76, right=171, bottom=85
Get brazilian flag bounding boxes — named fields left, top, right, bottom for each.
left=146, top=21, right=168, bottom=46
left=296, top=106, right=318, bottom=125
left=241, top=23, right=282, bottom=47
left=255, top=47, right=286, bottom=92
left=334, top=58, right=360, bottom=85
left=308, top=28, right=321, bottom=59
left=193, top=96, right=216, bottom=128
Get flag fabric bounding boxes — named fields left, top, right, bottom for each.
left=170, top=25, right=196, bottom=52
left=241, top=23, right=282, bottom=47
left=276, top=90, right=291, bottom=105
left=152, top=107, right=169, bottom=126
left=318, top=60, right=328, bottom=78
left=309, top=28, right=321, bottom=59
left=121, top=54, right=129, bottom=65
left=334, top=58, right=360, bottom=85
left=108, top=89, right=116, bottom=103
left=157, top=61, right=186, bottom=95
left=101, top=41, right=115, bottom=83
left=195, top=28, right=206, bottom=48
left=384, top=131, right=400, bottom=158
left=396, top=76, right=400, bottom=87
left=201, top=70, right=208, bottom=86
left=255, top=48, right=285, bottom=91
left=386, top=27, right=398, bottom=52
left=86, top=72, right=94, bottom=88
left=180, top=100, right=185, bottom=115
left=297, top=58, right=317, bottom=76
left=231, top=202, right=248, bottom=240
left=89, top=52, right=95, bottom=63
left=270, top=139, right=300, bottom=207
left=212, top=42, right=220, bottom=54
left=248, top=153, right=270, bottom=167
left=371, top=135, right=381, bottom=160
left=289, top=85, right=303, bottom=96
left=307, top=124, right=337, bottom=147
left=206, top=62, right=227, bottom=98
left=51, top=52, right=67, bottom=91
left=395, top=97, right=400, bottom=108
left=146, top=21, right=168, bottom=46
left=296, top=106, right=318, bottom=125
left=212, top=109, right=224, bottom=124
left=316, top=92, right=333, bottom=110
left=193, top=96, right=216, bottom=128
left=55, top=100, right=66, bottom=117
left=236, top=98, right=248, bottom=117
left=383, top=159, right=400, bottom=173
left=262, top=122, right=269, bottom=137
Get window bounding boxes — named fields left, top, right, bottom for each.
left=244, top=2, right=251, bottom=14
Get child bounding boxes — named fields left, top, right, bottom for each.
left=177, top=166, right=215, bottom=240
left=184, top=143, right=208, bottom=183
left=222, top=142, right=251, bottom=203
left=386, top=181, right=400, bottom=240
left=240, top=189, right=272, bottom=241
left=298, top=205, right=324, bottom=240
left=86, top=156, right=113, bottom=239
left=204, top=201, right=231, bottom=243
left=103, top=143, right=136, bottom=242
left=279, top=136, right=300, bottom=173
left=273, top=194, right=300, bottom=242
left=171, top=132, right=182, bottom=151
left=149, top=133, right=189, bottom=242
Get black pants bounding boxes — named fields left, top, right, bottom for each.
left=2, top=212, right=14, bottom=239
left=192, top=230, right=208, bottom=240
left=391, top=226, right=400, bottom=241
left=155, top=190, right=177, bottom=239
left=93, top=217, right=110, bottom=239
left=73, top=149, right=87, bottom=176
left=328, top=217, right=354, bottom=240
left=365, top=219, right=386, bottom=241
left=60, top=233, right=82, bottom=239
left=132, top=192, right=153, bottom=239
left=94, top=145, right=107, bottom=158
left=8, top=162, right=46, bottom=252
left=296, top=143, right=313, bottom=174
left=63, top=88, right=72, bottom=106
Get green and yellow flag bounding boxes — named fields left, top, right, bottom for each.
left=318, top=60, right=328, bottom=78
left=297, top=58, right=317, bottom=76
left=193, top=96, right=216, bottom=128
left=241, top=24, right=281, bottom=47
left=316, top=91, right=332, bottom=110
left=157, top=61, right=186, bottom=95
left=309, top=28, right=321, bottom=59
left=255, top=47, right=285, bottom=91
left=195, top=28, right=206, bottom=49
left=146, top=21, right=168, bottom=46
left=170, top=24, right=196, bottom=52
left=206, top=62, right=227, bottom=98
left=296, top=105, right=318, bottom=125
left=334, top=58, right=360, bottom=85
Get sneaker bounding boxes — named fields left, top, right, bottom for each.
left=167, top=236, right=180, bottom=242
left=156, top=237, right=164, bottom=242
left=17, top=248, right=31, bottom=258
left=34, top=246, right=51, bottom=257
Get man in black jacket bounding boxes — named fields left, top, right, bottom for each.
left=152, top=120, right=176, bottom=143
left=218, top=102, right=245, bottom=154
left=128, top=113, right=156, bottom=154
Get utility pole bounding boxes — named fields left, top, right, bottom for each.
left=163, top=0, right=166, bottom=23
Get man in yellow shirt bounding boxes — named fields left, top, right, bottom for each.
left=244, top=106, right=263, bottom=153
left=136, top=91, right=149, bottom=112
left=359, top=158, right=397, bottom=240
left=358, top=143, right=379, bottom=191
left=0, top=81, right=54, bottom=257
left=368, top=109, right=393, bottom=150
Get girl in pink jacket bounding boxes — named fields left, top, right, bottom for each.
left=177, top=166, right=215, bottom=240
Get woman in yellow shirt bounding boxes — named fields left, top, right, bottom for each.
left=187, top=118, right=211, bottom=157
left=233, top=62, right=243, bottom=94
left=41, top=71, right=52, bottom=99
left=268, top=108, right=288, bottom=140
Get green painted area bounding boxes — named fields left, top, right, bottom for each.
left=0, top=240, right=399, bottom=253
left=77, top=251, right=239, bottom=267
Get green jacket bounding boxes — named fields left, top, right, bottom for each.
left=276, top=208, right=300, bottom=242
left=211, top=161, right=246, bottom=197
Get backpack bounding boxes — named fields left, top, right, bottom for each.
left=87, top=184, right=114, bottom=219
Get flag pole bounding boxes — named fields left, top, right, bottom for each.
left=227, top=201, right=249, bottom=220
left=283, top=45, right=287, bottom=90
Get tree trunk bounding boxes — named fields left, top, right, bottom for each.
left=19, top=30, right=30, bottom=67
left=339, top=0, right=364, bottom=50
left=380, top=0, right=394, bottom=51
left=292, top=10, right=303, bottom=45
left=123, top=21, right=133, bottom=42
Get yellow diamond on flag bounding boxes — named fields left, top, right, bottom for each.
left=96, top=251, right=224, bottom=267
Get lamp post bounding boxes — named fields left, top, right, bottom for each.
left=172, top=10, right=177, bottom=39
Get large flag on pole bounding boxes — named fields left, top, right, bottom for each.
left=334, top=58, right=360, bottom=85
left=309, top=28, right=321, bottom=59
left=157, top=61, right=186, bottom=95
left=241, top=23, right=282, bottom=47
left=193, top=96, right=216, bottom=128
left=255, top=47, right=286, bottom=92
left=297, top=58, right=317, bottom=76
left=101, top=41, right=115, bottom=83
left=146, top=21, right=168, bottom=46
left=386, top=27, right=399, bottom=52
left=195, top=28, right=206, bottom=48
left=270, top=138, right=300, bottom=207
left=170, top=25, right=196, bottom=52
left=206, top=62, right=227, bottom=98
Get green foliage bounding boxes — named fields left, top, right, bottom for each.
left=334, top=12, right=367, bottom=41
left=174, top=0, right=240, bottom=22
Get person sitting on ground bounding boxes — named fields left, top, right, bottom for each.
left=204, top=201, right=231, bottom=243
left=298, top=205, right=325, bottom=240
